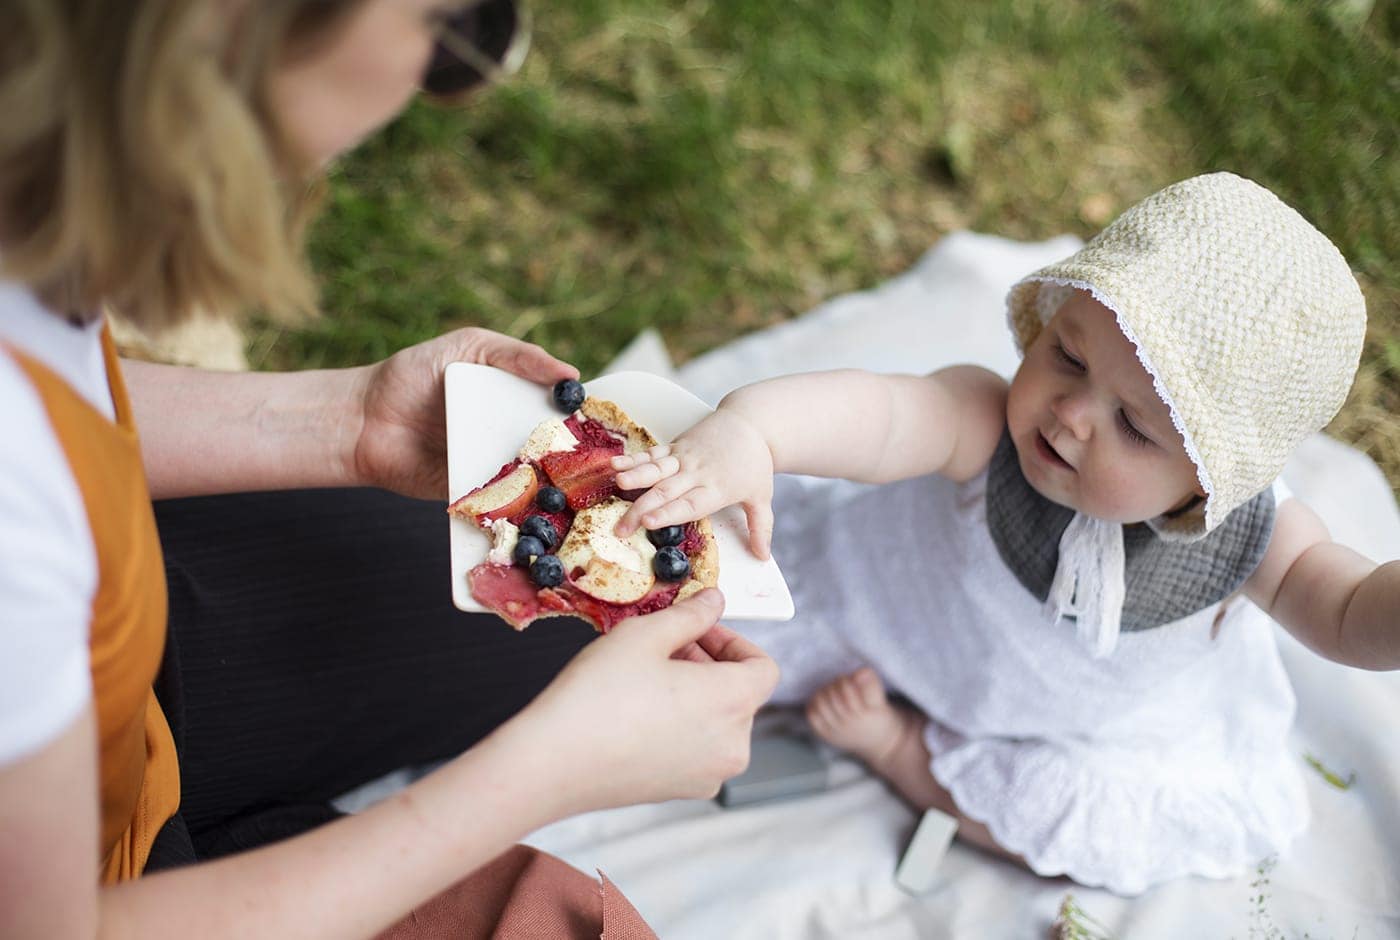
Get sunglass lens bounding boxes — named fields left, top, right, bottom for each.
left=422, top=0, right=519, bottom=98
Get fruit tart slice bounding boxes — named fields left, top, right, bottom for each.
left=448, top=382, right=718, bottom=633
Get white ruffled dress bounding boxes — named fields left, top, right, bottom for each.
left=743, top=470, right=1308, bottom=896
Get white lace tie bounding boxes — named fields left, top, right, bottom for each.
left=1043, top=512, right=1125, bottom=659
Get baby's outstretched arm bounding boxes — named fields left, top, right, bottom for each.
left=612, top=366, right=1007, bottom=556
left=1246, top=498, right=1400, bottom=670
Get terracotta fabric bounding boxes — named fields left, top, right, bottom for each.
left=5, top=325, right=180, bottom=882
left=597, top=870, right=654, bottom=940
left=377, top=845, right=657, bottom=940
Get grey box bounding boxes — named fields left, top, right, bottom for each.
left=717, top=731, right=829, bottom=807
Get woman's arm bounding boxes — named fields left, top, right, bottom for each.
left=1245, top=498, right=1400, bottom=670
left=3, top=590, right=776, bottom=940
left=0, top=710, right=100, bottom=939
left=123, top=360, right=366, bottom=499
left=125, top=327, right=579, bottom=501
left=2, top=699, right=577, bottom=940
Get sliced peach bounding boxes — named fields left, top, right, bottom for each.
left=557, top=498, right=657, bottom=604
left=573, top=557, right=655, bottom=605
left=451, top=462, right=539, bottom=521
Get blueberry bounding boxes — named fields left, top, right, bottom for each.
left=512, top=534, right=546, bottom=566
left=536, top=486, right=567, bottom=513
left=552, top=379, right=585, bottom=413
left=520, top=515, right=558, bottom=548
left=647, top=525, right=685, bottom=548
left=530, top=554, right=565, bottom=587
left=653, top=545, right=690, bottom=582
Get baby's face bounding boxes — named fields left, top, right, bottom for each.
left=1006, top=291, right=1203, bottom=523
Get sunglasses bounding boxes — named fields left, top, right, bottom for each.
left=422, top=0, right=531, bottom=103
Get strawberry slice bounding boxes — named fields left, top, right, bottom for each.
left=564, top=414, right=625, bottom=449
left=538, top=444, right=622, bottom=510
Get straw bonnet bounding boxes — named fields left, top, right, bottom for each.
left=1006, top=171, right=1367, bottom=540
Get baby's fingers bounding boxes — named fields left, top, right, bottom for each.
left=617, top=475, right=692, bottom=534
left=615, top=453, right=681, bottom=491
left=743, top=501, right=774, bottom=560
left=611, top=443, right=672, bottom=473
left=636, top=485, right=720, bottom=531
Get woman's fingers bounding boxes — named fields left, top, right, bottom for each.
left=608, top=587, right=725, bottom=656
left=506, top=342, right=578, bottom=384
left=465, top=329, right=579, bottom=384
left=539, top=587, right=775, bottom=809
left=609, top=599, right=776, bottom=705
left=671, top=640, right=715, bottom=663
left=695, top=624, right=766, bottom=665
left=693, top=623, right=779, bottom=706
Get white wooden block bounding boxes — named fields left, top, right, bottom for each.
left=894, top=808, right=959, bottom=894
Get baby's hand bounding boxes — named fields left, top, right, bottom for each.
left=612, top=409, right=776, bottom=559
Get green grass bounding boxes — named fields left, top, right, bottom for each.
left=251, top=0, right=1400, bottom=488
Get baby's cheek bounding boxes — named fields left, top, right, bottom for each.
left=1082, top=464, right=1152, bottom=522
left=1004, top=388, right=1034, bottom=441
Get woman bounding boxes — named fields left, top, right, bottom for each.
left=0, top=1, right=777, bottom=936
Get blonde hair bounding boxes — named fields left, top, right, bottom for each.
left=0, top=1, right=365, bottom=332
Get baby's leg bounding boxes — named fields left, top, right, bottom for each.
left=805, top=669, right=1020, bottom=864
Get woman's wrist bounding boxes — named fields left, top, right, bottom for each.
left=334, top=363, right=374, bottom=488
left=451, top=706, right=588, bottom=825
left=126, top=359, right=371, bottom=498
left=263, top=363, right=371, bottom=491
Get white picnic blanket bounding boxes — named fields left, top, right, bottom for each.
left=521, top=232, right=1400, bottom=938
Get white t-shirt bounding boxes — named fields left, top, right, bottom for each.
left=0, top=281, right=110, bottom=768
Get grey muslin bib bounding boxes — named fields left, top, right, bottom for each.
left=985, top=433, right=1275, bottom=631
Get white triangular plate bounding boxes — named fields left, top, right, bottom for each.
left=446, top=364, right=794, bottom=621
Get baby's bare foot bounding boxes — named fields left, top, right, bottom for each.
left=805, top=667, right=917, bottom=770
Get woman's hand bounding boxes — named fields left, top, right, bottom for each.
left=351, top=328, right=577, bottom=499
left=612, top=409, right=777, bottom=558
left=512, top=589, right=778, bottom=816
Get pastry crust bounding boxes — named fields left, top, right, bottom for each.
left=580, top=397, right=656, bottom=454
left=679, top=516, right=720, bottom=598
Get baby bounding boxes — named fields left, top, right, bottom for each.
left=612, top=173, right=1400, bottom=895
